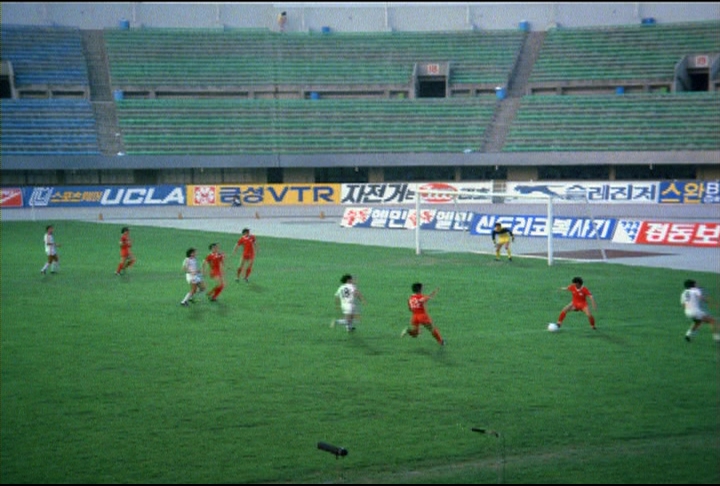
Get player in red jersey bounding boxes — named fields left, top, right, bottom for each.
left=203, top=242, right=226, bottom=302
left=232, top=228, right=257, bottom=283
left=556, top=276, right=597, bottom=330
left=115, top=227, right=136, bottom=276
left=401, top=282, right=445, bottom=345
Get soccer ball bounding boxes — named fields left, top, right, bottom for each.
left=547, top=323, right=560, bottom=332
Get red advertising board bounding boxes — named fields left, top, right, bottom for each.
left=634, top=222, right=720, bottom=247
left=0, top=188, right=23, bottom=208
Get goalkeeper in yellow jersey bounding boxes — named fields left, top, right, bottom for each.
left=491, top=222, right=515, bottom=261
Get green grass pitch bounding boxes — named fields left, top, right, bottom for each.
left=1, top=220, right=718, bottom=484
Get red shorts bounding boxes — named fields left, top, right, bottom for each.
left=411, top=314, right=432, bottom=326
left=121, top=249, right=131, bottom=258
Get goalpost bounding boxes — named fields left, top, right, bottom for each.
left=413, top=188, right=608, bottom=266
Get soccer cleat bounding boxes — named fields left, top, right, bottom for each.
left=244, top=278, right=249, bottom=283
left=180, top=301, right=189, bottom=307
left=713, top=334, right=720, bottom=343
left=508, top=258, right=512, bottom=262
left=685, top=335, right=691, bottom=342
left=440, top=340, right=446, bottom=346
left=41, top=269, right=46, bottom=275
left=347, top=326, right=356, bottom=332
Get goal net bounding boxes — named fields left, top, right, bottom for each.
left=412, top=188, right=609, bottom=266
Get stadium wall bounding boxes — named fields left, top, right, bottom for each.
left=2, top=152, right=719, bottom=187
left=2, top=2, right=718, bottom=32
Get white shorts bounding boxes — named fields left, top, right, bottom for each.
left=187, top=274, right=203, bottom=285
left=341, top=303, right=359, bottom=316
left=685, top=309, right=707, bottom=321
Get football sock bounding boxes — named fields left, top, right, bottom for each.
left=589, top=316, right=595, bottom=327
left=41, top=263, right=49, bottom=272
left=116, top=263, right=124, bottom=273
left=432, top=328, right=443, bottom=344
left=182, top=292, right=192, bottom=304
left=245, top=265, right=253, bottom=279
left=558, top=311, right=567, bottom=324
left=507, top=248, right=512, bottom=259
left=214, top=284, right=225, bottom=298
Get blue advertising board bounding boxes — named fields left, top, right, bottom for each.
left=23, top=186, right=186, bottom=207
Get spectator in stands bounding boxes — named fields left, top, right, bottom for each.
left=277, top=11, right=287, bottom=32
left=232, top=193, right=242, bottom=207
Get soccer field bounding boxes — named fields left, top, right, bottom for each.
left=1, top=220, right=719, bottom=484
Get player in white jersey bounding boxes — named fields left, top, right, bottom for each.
left=681, top=279, right=719, bottom=342
left=181, top=248, right=206, bottom=306
left=41, top=225, right=60, bottom=274
left=332, top=274, right=366, bottom=332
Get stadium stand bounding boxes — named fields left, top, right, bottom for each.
left=1, top=19, right=717, bottom=181
left=103, top=28, right=524, bottom=97
left=527, top=21, right=720, bottom=94
left=502, top=92, right=720, bottom=151
left=115, top=98, right=497, bottom=154
left=1, top=99, right=101, bottom=155
left=1, top=25, right=90, bottom=98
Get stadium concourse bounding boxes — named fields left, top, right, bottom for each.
left=6, top=203, right=718, bottom=274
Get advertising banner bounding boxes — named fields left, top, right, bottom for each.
left=340, top=208, right=475, bottom=230
left=0, top=188, right=24, bottom=208
left=187, top=184, right=341, bottom=206
left=657, top=181, right=720, bottom=204
left=613, top=220, right=720, bottom=247
left=469, top=214, right=617, bottom=240
left=340, top=182, right=494, bottom=204
left=22, top=186, right=185, bottom=207
left=504, top=181, right=660, bottom=203
left=341, top=207, right=616, bottom=240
